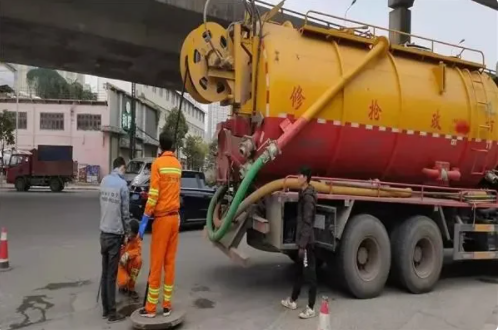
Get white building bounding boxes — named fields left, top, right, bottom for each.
left=207, top=102, right=231, bottom=140
left=94, top=78, right=206, bottom=140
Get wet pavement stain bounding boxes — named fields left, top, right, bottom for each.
left=191, top=285, right=210, bottom=293
left=36, top=280, right=91, bottom=291
left=8, top=295, right=54, bottom=330
left=193, top=298, right=215, bottom=309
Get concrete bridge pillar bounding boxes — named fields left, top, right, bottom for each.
left=388, top=0, right=415, bottom=45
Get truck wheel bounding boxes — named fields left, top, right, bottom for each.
left=24, top=184, right=31, bottom=192
left=391, top=215, right=443, bottom=294
left=338, top=214, right=391, bottom=299
left=15, top=177, right=26, bottom=192
left=50, top=178, right=63, bottom=192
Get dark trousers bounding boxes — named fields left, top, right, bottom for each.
left=291, top=245, right=317, bottom=309
left=100, top=232, right=123, bottom=314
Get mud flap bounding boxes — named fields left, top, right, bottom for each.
left=203, top=208, right=254, bottom=267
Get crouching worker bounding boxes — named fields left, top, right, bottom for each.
left=117, top=219, right=142, bottom=300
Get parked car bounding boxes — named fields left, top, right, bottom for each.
left=124, top=157, right=154, bottom=186
left=129, top=170, right=215, bottom=229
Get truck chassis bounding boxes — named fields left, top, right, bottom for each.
left=213, top=176, right=498, bottom=298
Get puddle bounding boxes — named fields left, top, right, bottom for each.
left=9, top=295, right=54, bottom=330
left=193, top=298, right=215, bottom=309
left=36, top=280, right=91, bottom=291
left=191, top=285, right=210, bottom=293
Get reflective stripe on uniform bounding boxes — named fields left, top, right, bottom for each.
left=159, top=167, right=182, bottom=175
left=148, top=287, right=160, bottom=294
left=164, top=284, right=173, bottom=291
left=147, top=286, right=160, bottom=304
left=147, top=295, right=159, bottom=304
left=147, top=198, right=157, bottom=206
left=149, top=188, right=159, bottom=196
left=164, top=294, right=172, bottom=301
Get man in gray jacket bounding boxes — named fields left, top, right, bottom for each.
left=99, top=157, right=130, bottom=322
left=281, top=166, right=318, bottom=319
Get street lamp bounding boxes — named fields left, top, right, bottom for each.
left=1, top=63, right=19, bottom=150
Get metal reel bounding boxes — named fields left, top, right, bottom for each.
left=180, top=22, right=231, bottom=103
left=180, top=29, right=210, bottom=104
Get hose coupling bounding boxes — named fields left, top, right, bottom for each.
left=262, top=141, right=279, bottom=163
left=239, top=136, right=255, bottom=158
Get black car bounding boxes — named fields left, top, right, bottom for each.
left=129, top=170, right=215, bottom=229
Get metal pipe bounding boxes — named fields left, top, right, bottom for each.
left=15, top=71, right=19, bottom=150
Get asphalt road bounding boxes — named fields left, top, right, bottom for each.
left=0, top=190, right=497, bottom=330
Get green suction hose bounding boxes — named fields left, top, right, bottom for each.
left=206, top=154, right=267, bottom=242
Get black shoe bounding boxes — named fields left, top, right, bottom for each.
left=107, top=312, right=126, bottom=323
left=163, top=308, right=171, bottom=317
left=118, top=287, right=129, bottom=295
left=139, top=308, right=156, bottom=318
left=102, top=311, right=109, bottom=319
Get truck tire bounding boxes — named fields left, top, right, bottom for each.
left=338, top=214, right=391, bottom=299
left=390, top=215, right=443, bottom=294
left=24, top=184, right=31, bottom=192
left=50, top=178, right=63, bottom=192
left=15, top=177, right=26, bottom=192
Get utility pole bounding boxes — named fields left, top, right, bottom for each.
left=130, top=82, right=136, bottom=160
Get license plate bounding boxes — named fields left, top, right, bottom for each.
left=131, top=194, right=140, bottom=200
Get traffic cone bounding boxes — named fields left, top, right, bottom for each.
left=317, top=296, right=331, bottom=330
left=0, top=227, right=11, bottom=271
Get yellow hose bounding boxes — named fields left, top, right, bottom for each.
left=214, top=178, right=412, bottom=228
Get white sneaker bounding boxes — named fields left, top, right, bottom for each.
left=299, top=306, right=316, bottom=319
left=281, top=298, right=297, bottom=310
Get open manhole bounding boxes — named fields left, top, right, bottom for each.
left=118, top=301, right=142, bottom=316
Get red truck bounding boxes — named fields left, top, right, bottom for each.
left=6, top=145, right=74, bottom=192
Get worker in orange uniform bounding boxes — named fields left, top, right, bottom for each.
left=138, top=132, right=182, bottom=318
left=117, top=219, right=142, bottom=300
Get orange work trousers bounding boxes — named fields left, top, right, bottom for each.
left=117, top=256, right=142, bottom=291
left=145, top=214, right=179, bottom=313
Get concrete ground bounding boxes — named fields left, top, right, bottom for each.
left=0, top=190, right=497, bottom=330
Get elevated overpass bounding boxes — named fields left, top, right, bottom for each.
left=0, top=0, right=495, bottom=90
left=0, top=0, right=305, bottom=90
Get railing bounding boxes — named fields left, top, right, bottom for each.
left=303, top=10, right=486, bottom=66
left=253, top=0, right=486, bottom=67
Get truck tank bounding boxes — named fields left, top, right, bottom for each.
left=181, top=11, right=498, bottom=188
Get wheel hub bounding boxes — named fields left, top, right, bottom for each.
left=355, top=237, right=381, bottom=281
left=412, top=238, right=435, bottom=278
left=413, top=246, right=423, bottom=263
left=357, top=247, right=369, bottom=265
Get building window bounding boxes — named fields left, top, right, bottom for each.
left=153, top=87, right=157, bottom=93
left=77, top=114, right=102, bottom=131
left=6, top=111, right=27, bottom=129
left=166, top=90, right=170, bottom=101
left=159, top=89, right=163, bottom=97
left=40, top=113, right=64, bottom=130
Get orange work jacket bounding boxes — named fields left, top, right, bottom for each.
left=144, top=151, right=182, bottom=218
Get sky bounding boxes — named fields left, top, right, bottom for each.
left=265, top=0, right=497, bottom=69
